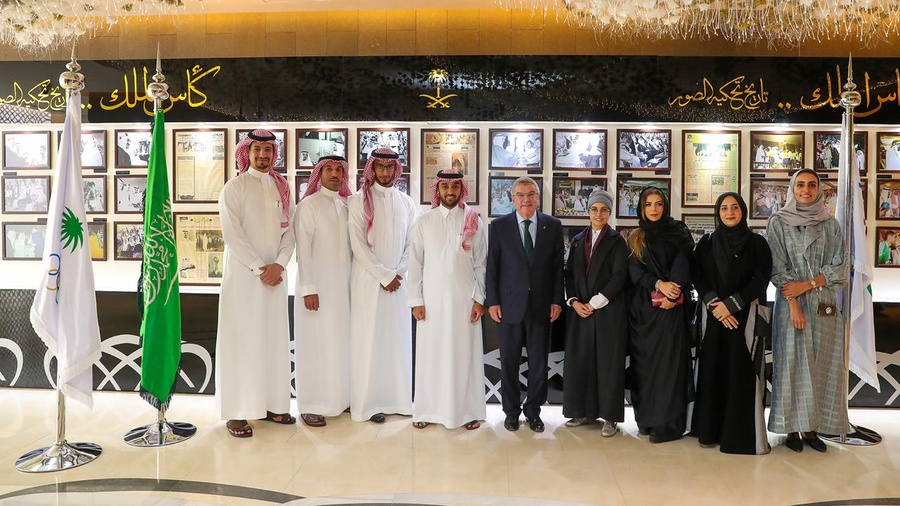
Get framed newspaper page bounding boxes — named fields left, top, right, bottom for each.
left=173, top=128, right=227, bottom=203
left=174, top=212, right=225, bottom=285
left=682, top=130, right=740, bottom=208
left=420, top=128, right=479, bottom=205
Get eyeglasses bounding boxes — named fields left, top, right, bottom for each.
left=589, top=207, right=611, bottom=215
left=514, top=192, right=538, bottom=200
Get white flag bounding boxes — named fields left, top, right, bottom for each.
left=29, top=89, right=102, bottom=408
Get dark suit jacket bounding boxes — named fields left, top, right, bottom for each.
left=485, top=211, right=564, bottom=325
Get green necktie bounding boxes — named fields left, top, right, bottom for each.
left=523, top=219, right=535, bottom=264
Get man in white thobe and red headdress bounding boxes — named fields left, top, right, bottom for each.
left=293, top=155, right=353, bottom=428
left=216, top=129, right=296, bottom=438
left=408, top=170, right=487, bottom=430
left=348, top=147, right=418, bottom=423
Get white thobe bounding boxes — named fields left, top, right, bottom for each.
left=408, top=205, right=487, bottom=428
left=293, top=188, right=351, bottom=417
left=347, top=183, right=418, bottom=421
left=215, top=169, right=295, bottom=420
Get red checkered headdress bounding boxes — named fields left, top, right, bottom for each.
left=234, top=129, right=291, bottom=228
left=302, top=155, right=352, bottom=202
left=361, top=148, right=402, bottom=246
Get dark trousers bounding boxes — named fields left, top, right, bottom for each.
left=498, top=303, right=550, bottom=419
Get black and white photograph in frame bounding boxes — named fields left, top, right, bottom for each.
left=3, top=222, right=46, bottom=260
left=2, top=175, right=50, bottom=214
left=876, top=132, right=900, bottom=172
left=295, top=173, right=311, bottom=203
left=114, top=175, right=147, bottom=214
left=82, top=175, right=107, bottom=214
left=813, top=131, right=867, bottom=172
left=551, top=177, right=607, bottom=219
left=489, top=129, right=543, bottom=170
left=114, top=222, right=143, bottom=260
left=617, top=129, right=670, bottom=170
left=553, top=129, right=606, bottom=171
left=749, top=178, right=789, bottom=219
left=114, top=129, right=152, bottom=168
left=56, top=130, right=107, bottom=170
left=357, top=128, right=410, bottom=170
left=750, top=226, right=768, bottom=239
left=876, top=227, right=900, bottom=267
left=488, top=175, right=544, bottom=217
left=88, top=222, right=107, bottom=261
left=297, top=129, right=348, bottom=168
left=2, top=131, right=50, bottom=169
left=357, top=174, right=409, bottom=196
left=615, top=177, right=670, bottom=219
left=237, top=129, right=287, bottom=172
left=750, top=131, right=804, bottom=171
left=877, top=180, right=900, bottom=220
left=683, top=214, right=716, bottom=244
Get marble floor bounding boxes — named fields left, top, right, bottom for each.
left=0, top=388, right=898, bottom=506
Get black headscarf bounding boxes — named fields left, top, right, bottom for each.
left=711, top=192, right=752, bottom=279
left=638, top=187, right=694, bottom=260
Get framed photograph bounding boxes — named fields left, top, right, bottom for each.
left=114, top=175, right=147, bottom=214
left=562, top=226, right=585, bottom=264
left=813, top=131, right=867, bottom=172
left=2, top=131, right=50, bottom=170
left=174, top=213, right=225, bottom=285
left=749, top=178, right=789, bottom=219
left=114, top=222, right=143, bottom=260
left=356, top=174, right=409, bottom=196
left=236, top=129, right=286, bottom=172
left=421, top=129, right=479, bottom=205
left=2, top=175, right=50, bottom=214
left=488, top=175, right=543, bottom=217
left=58, top=130, right=106, bottom=170
left=876, top=133, right=900, bottom=172
left=295, top=172, right=311, bottom=203
left=876, top=227, right=900, bottom=267
left=682, top=130, right=740, bottom=208
left=819, top=177, right=866, bottom=219
left=489, top=129, right=543, bottom=170
left=114, top=129, right=152, bottom=168
left=750, top=226, right=768, bottom=239
left=617, top=226, right=636, bottom=242
left=877, top=180, right=900, bottom=220
left=173, top=129, right=227, bottom=203
left=551, top=177, right=608, bottom=219
left=2, top=222, right=46, bottom=260
left=88, top=222, right=107, bottom=261
left=617, top=129, right=670, bottom=170
left=553, top=129, right=607, bottom=171
left=357, top=128, right=410, bottom=170
left=750, top=131, right=804, bottom=171
left=615, top=177, right=670, bottom=219
left=82, top=175, right=107, bottom=214
left=297, top=128, right=348, bottom=168
left=683, top=214, right=716, bottom=244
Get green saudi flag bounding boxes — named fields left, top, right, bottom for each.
left=140, top=108, right=182, bottom=410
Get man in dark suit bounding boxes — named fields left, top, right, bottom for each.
left=485, top=176, right=564, bottom=432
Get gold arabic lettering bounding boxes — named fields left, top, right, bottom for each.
left=99, top=63, right=221, bottom=114
left=0, top=79, right=67, bottom=111
left=668, top=76, right=769, bottom=111
left=798, top=65, right=900, bottom=118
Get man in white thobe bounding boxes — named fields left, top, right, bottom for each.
left=216, top=129, right=296, bottom=438
left=293, top=155, right=353, bottom=428
left=408, top=170, right=487, bottom=430
left=348, top=148, right=418, bottom=423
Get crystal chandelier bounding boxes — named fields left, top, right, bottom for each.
left=0, top=0, right=196, bottom=51
left=510, top=0, right=900, bottom=48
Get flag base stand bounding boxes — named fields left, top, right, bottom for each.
left=819, top=424, right=883, bottom=446
left=124, top=419, right=196, bottom=447
left=15, top=441, right=102, bottom=473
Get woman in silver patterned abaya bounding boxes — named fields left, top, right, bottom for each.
left=765, top=169, right=849, bottom=453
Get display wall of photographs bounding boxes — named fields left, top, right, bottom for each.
left=297, top=128, right=348, bottom=169
left=174, top=213, right=224, bottom=285
left=2, top=175, right=50, bottom=214
left=358, top=128, right=410, bottom=170
left=2, top=131, right=50, bottom=170
left=174, top=128, right=227, bottom=203
left=750, top=131, right=804, bottom=171
left=551, top=177, right=607, bottom=219
left=114, top=175, right=147, bottom=214
left=813, top=131, right=867, bottom=172
left=114, top=222, right=143, bottom=260
left=421, top=129, right=479, bottom=205
left=616, top=177, right=670, bottom=219
left=876, top=227, right=900, bottom=267
left=553, top=129, right=607, bottom=171
left=356, top=174, right=410, bottom=196
left=489, top=129, right=543, bottom=170
left=749, top=177, right=866, bottom=220
left=82, top=175, right=107, bottom=214
left=114, top=129, right=152, bottom=168
left=2, top=222, right=46, bottom=260
left=236, top=129, right=286, bottom=172
left=617, top=129, right=670, bottom=171
left=488, top=175, right=544, bottom=217
left=682, top=130, right=740, bottom=208
left=877, top=132, right=900, bottom=172
left=88, top=222, right=107, bottom=261
left=683, top=214, right=716, bottom=244
left=295, top=173, right=311, bottom=203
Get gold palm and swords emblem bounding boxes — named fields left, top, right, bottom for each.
left=420, top=69, right=457, bottom=108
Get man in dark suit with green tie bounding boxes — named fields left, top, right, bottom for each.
left=485, top=176, right=564, bottom=432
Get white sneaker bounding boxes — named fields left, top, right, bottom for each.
left=565, top=417, right=592, bottom=427
left=600, top=420, right=618, bottom=437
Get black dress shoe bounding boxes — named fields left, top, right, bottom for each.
left=649, top=431, right=683, bottom=444
left=785, top=436, right=804, bottom=453
left=638, top=427, right=651, bottom=436
left=526, top=416, right=545, bottom=433
left=369, top=413, right=385, bottom=423
left=504, top=415, right=520, bottom=432
left=803, top=436, right=827, bottom=453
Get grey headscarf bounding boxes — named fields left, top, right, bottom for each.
left=588, top=189, right=613, bottom=210
left=771, top=168, right=832, bottom=227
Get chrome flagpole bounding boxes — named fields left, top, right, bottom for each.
left=124, top=44, right=196, bottom=447
left=16, top=49, right=103, bottom=473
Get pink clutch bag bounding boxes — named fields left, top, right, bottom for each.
left=651, top=290, right=683, bottom=307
